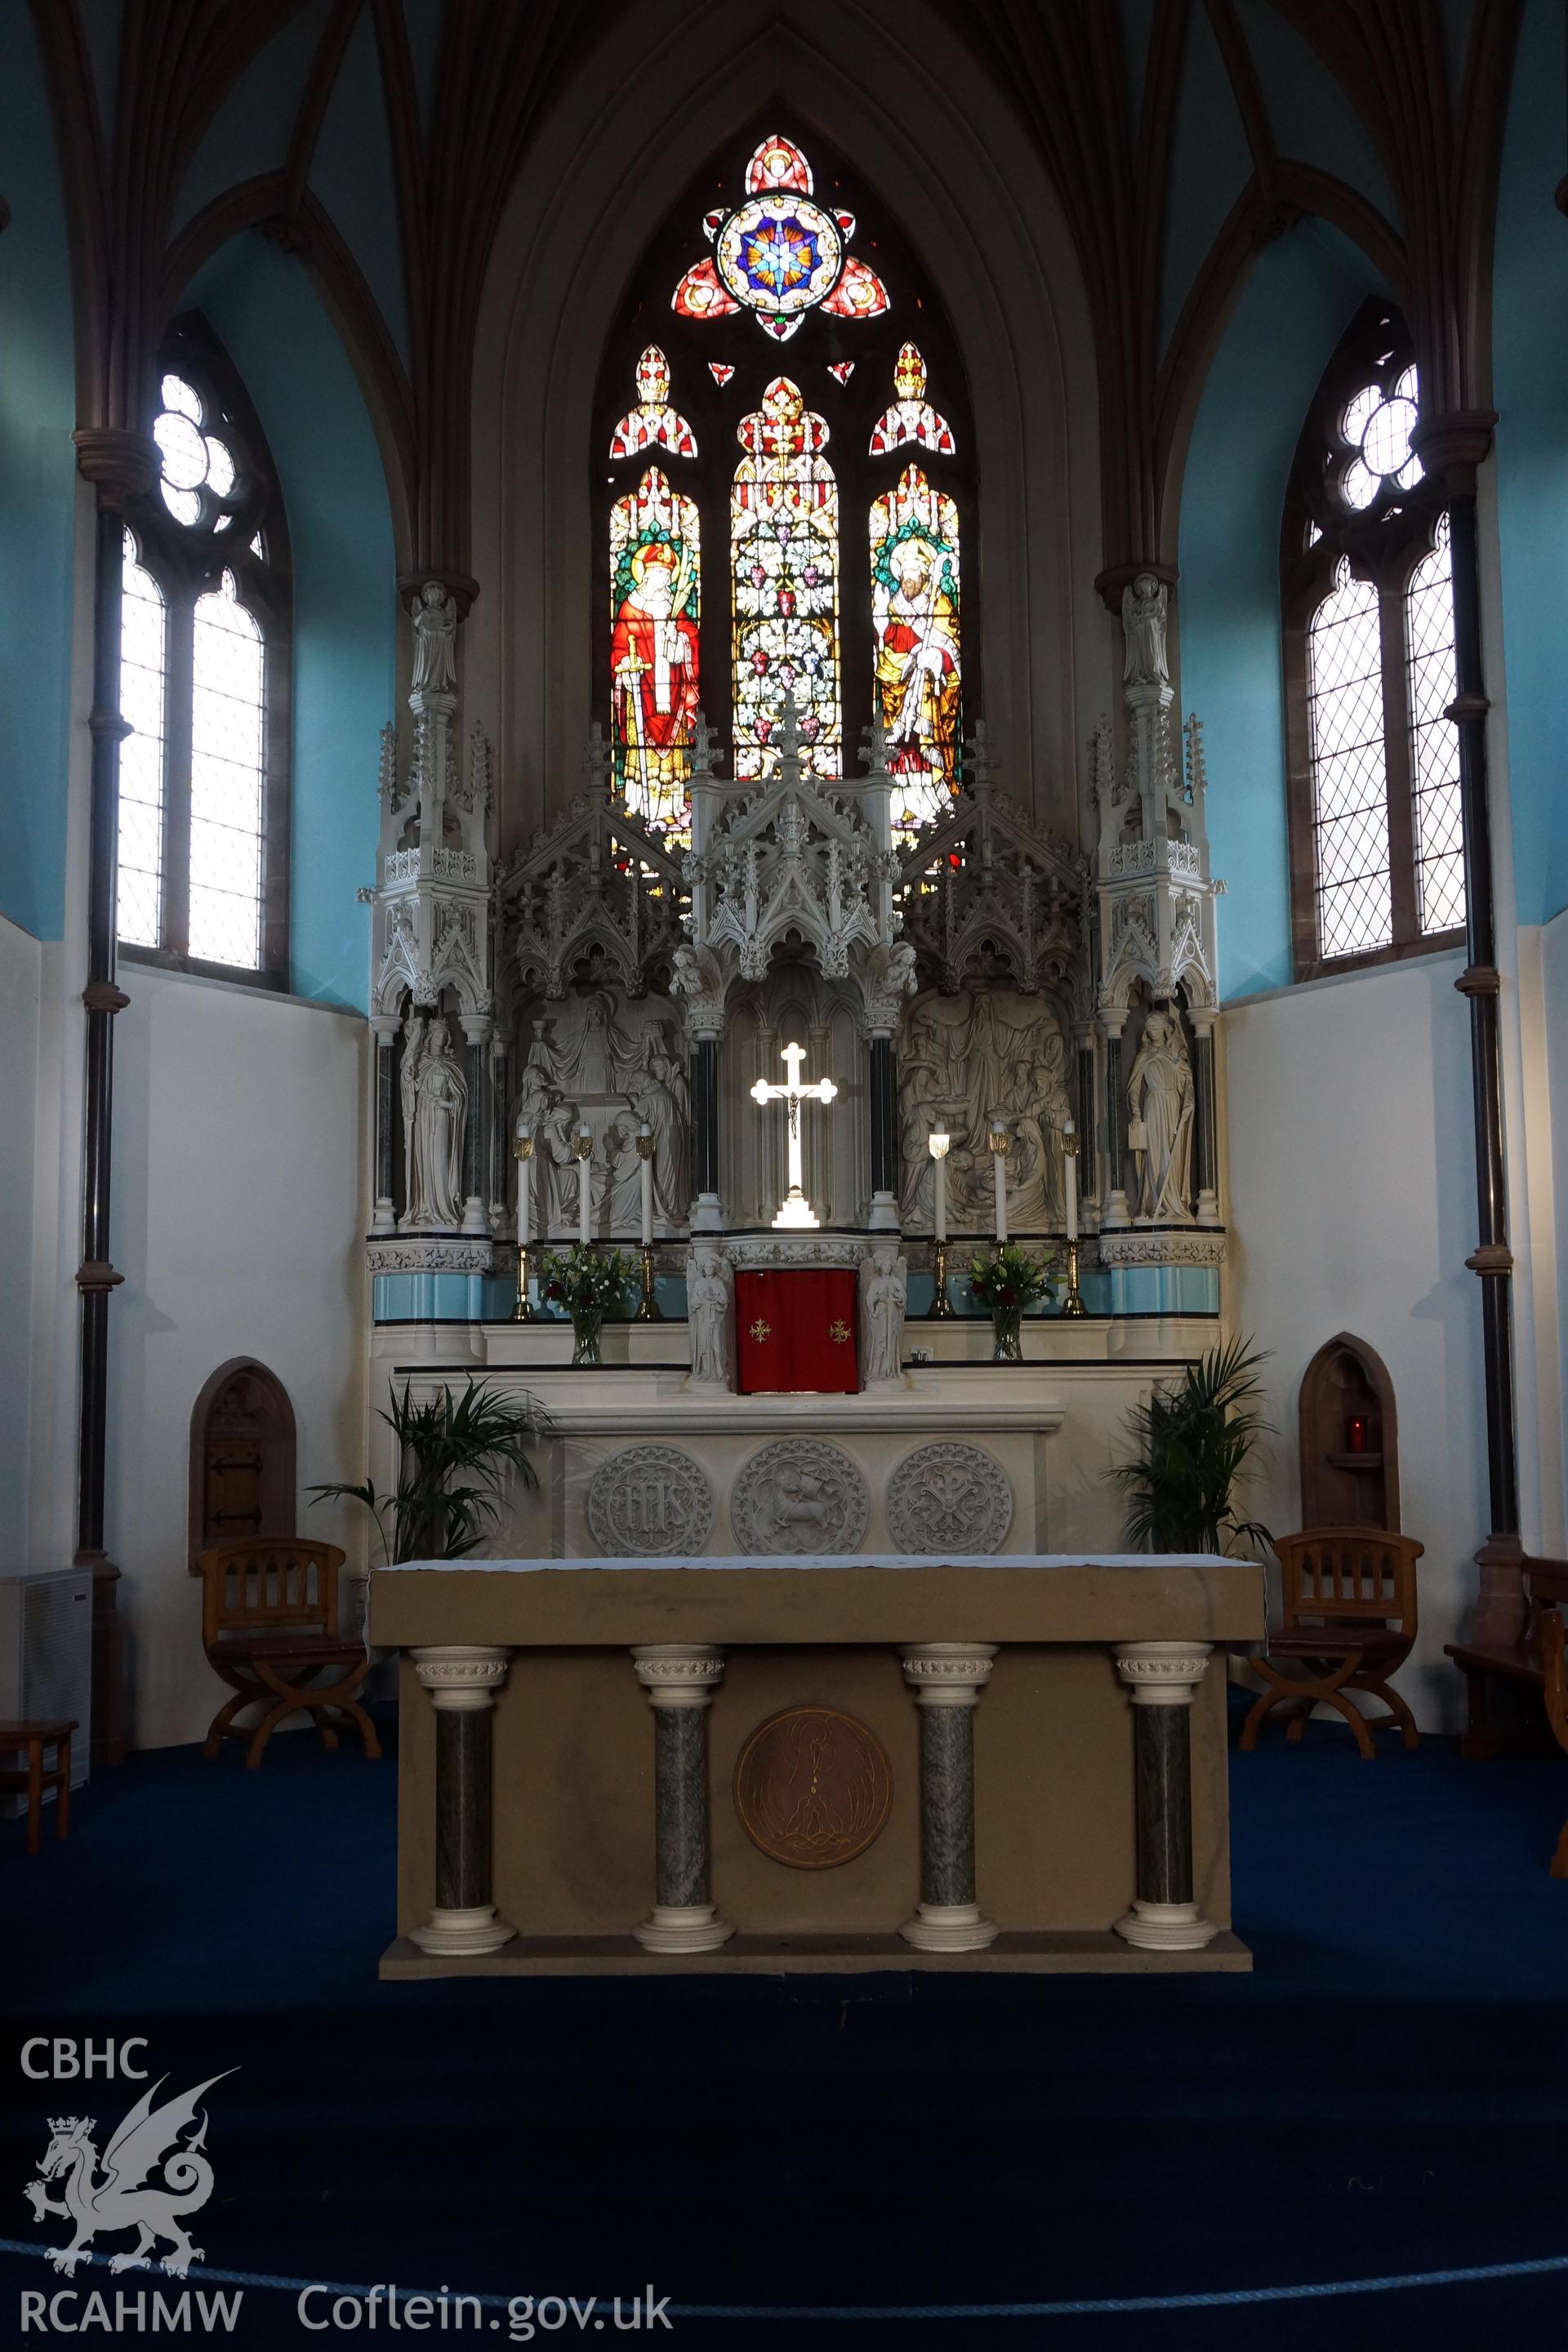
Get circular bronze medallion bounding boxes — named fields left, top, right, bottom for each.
left=733, top=1705, right=893, bottom=1870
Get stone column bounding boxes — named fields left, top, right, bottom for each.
left=409, top=1646, right=516, bottom=1955
left=867, top=1031, right=900, bottom=1231
left=458, top=1013, right=492, bottom=1237
left=1102, top=1021, right=1129, bottom=1227
left=630, top=1645, right=733, bottom=1953
left=488, top=1032, right=510, bottom=1233
left=1192, top=1021, right=1220, bottom=1225
left=1113, top=1642, right=1218, bottom=1951
left=1074, top=1029, right=1098, bottom=1209
left=691, top=1033, right=724, bottom=1232
left=899, top=1644, right=1000, bottom=1952
left=371, top=1016, right=399, bottom=1234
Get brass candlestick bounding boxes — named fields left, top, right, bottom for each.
left=636, top=1243, right=662, bottom=1321
left=1061, top=1237, right=1086, bottom=1317
left=634, top=1127, right=662, bottom=1319
left=1060, top=1123, right=1085, bottom=1316
left=511, top=1133, right=537, bottom=1321
left=926, top=1237, right=955, bottom=1317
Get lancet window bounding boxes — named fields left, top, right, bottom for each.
left=117, top=317, right=291, bottom=984
left=1281, top=303, right=1464, bottom=978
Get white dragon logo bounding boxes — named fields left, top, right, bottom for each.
left=24, top=2072, right=234, bottom=2278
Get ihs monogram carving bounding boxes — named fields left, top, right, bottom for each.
left=885, top=1442, right=1013, bottom=1555
left=730, top=1439, right=871, bottom=1557
left=587, top=1446, right=714, bottom=1557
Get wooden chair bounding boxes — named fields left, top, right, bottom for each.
left=1239, top=1526, right=1423, bottom=1760
left=0, top=1721, right=75, bottom=1853
left=1446, top=1558, right=1568, bottom=1761
left=198, top=1539, right=381, bottom=1770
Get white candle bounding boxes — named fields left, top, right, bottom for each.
left=577, top=1125, right=593, bottom=1250
left=638, top=1121, right=653, bottom=1247
left=991, top=1123, right=1008, bottom=1244
left=1062, top=1115, right=1078, bottom=1242
left=929, top=1128, right=950, bottom=1245
left=515, top=1119, right=532, bottom=1249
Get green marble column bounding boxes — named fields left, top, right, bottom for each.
left=899, top=1644, right=1000, bottom=1952
left=631, top=1646, right=733, bottom=1953
left=409, top=1646, right=516, bottom=1955
left=1113, top=1642, right=1218, bottom=1950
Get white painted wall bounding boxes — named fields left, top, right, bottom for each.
left=0, top=912, right=42, bottom=1564
left=1223, top=947, right=1487, bottom=1730
left=105, top=964, right=368, bottom=1749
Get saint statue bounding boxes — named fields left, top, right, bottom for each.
left=687, top=1247, right=731, bottom=1389
left=540, top=1098, right=585, bottom=1232
left=1127, top=1006, right=1195, bottom=1222
left=410, top=581, right=458, bottom=698
left=401, top=1014, right=468, bottom=1229
left=860, top=1251, right=907, bottom=1387
left=1121, top=573, right=1169, bottom=690
left=611, top=538, right=699, bottom=831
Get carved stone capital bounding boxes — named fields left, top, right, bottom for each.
left=631, top=1644, right=726, bottom=1707
left=900, top=1642, right=999, bottom=1706
left=1114, top=1641, right=1213, bottom=1706
left=1094, top=559, right=1178, bottom=617
left=412, top=1644, right=511, bottom=1708
left=1409, top=409, right=1497, bottom=497
left=72, top=428, right=161, bottom=508
left=74, top=1260, right=125, bottom=1294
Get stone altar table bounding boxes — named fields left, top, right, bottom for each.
left=372, top=1552, right=1264, bottom=1978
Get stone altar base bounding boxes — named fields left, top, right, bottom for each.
left=372, top=1557, right=1263, bottom=1979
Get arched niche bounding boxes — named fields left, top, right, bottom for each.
left=187, top=1358, right=298, bottom=1571
left=1298, top=1334, right=1399, bottom=1531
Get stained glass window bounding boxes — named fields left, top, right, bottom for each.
left=118, top=534, right=167, bottom=948
left=189, top=573, right=265, bottom=967
left=870, top=465, right=960, bottom=832
left=672, top=135, right=889, bottom=344
left=1307, top=560, right=1392, bottom=960
left=731, top=377, right=840, bottom=779
left=1407, top=515, right=1465, bottom=934
left=868, top=345, right=955, bottom=457
left=1339, top=366, right=1422, bottom=511
left=116, top=323, right=289, bottom=980
left=608, top=346, right=697, bottom=461
left=610, top=466, right=701, bottom=837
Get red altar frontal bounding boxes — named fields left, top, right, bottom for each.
left=734, top=1267, right=860, bottom=1394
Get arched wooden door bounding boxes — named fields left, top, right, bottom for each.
left=188, top=1359, right=297, bottom=1569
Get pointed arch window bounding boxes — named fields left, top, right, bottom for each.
left=595, top=129, right=975, bottom=849
left=117, top=315, right=291, bottom=986
left=1281, top=303, right=1465, bottom=978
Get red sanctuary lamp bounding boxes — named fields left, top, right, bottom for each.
left=1345, top=1415, right=1370, bottom=1455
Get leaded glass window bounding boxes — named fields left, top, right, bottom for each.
left=594, top=131, right=974, bottom=840
left=1281, top=301, right=1466, bottom=978
left=115, top=318, right=290, bottom=985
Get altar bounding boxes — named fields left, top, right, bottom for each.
left=372, top=1552, right=1264, bottom=1979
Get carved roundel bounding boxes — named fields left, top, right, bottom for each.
left=730, top=1438, right=870, bottom=1557
left=587, top=1445, right=714, bottom=1557
left=733, top=1705, right=893, bottom=1869
left=884, top=1441, right=1013, bottom=1556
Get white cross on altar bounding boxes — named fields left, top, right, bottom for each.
left=751, top=1040, right=838, bottom=1230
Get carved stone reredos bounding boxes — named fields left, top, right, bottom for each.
left=496, top=788, right=688, bottom=1005
left=896, top=764, right=1089, bottom=1009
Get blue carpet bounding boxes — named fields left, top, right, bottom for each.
left=3, top=1710, right=1566, bottom=2350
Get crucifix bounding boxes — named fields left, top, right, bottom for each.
left=751, top=1040, right=838, bottom=1230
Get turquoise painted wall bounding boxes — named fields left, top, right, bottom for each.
left=1494, top=0, right=1568, bottom=929
left=0, top=14, right=78, bottom=942
left=1178, top=220, right=1383, bottom=998
left=185, top=237, right=395, bottom=1010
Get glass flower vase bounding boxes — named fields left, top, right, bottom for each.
left=991, top=1306, right=1023, bottom=1363
left=571, top=1309, right=604, bottom=1367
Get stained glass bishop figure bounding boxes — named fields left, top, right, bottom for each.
left=751, top=1042, right=838, bottom=1229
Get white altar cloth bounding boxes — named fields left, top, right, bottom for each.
left=378, top=1552, right=1227, bottom=1574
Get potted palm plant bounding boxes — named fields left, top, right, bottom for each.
left=310, top=1378, right=547, bottom=1562
left=1109, top=1336, right=1273, bottom=1555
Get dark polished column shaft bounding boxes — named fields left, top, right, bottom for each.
left=1076, top=1042, right=1097, bottom=1201
left=1113, top=1643, right=1218, bottom=1950
left=464, top=1034, right=487, bottom=1205
left=409, top=1646, right=515, bottom=1955
left=898, top=1645, right=999, bottom=1952
left=693, top=1035, right=720, bottom=1206
left=1192, top=1028, right=1218, bottom=1209
left=1104, top=1033, right=1125, bottom=1201
left=630, top=1646, right=733, bottom=1953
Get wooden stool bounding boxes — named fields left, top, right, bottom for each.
left=0, top=1721, right=76, bottom=1855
